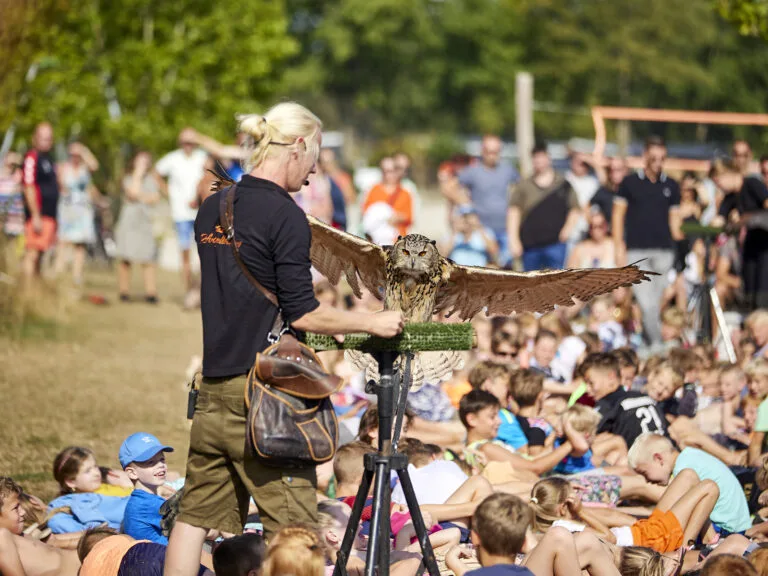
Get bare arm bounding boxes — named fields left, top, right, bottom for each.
left=76, top=144, right=99, bottom=172
left=612, top=200, right=627, bottom=266
left=543, top=380, right=579, bottom=396
left=578, top=508, right=615, bottom=542
left=669, top=207, right=683, bottom=242
left=0, top=530, right=27, bottom=576
left=566, top=243, right=583, bottom=269
left=481, top=440, right=573, bottom=475
left=715, top=255, right=741, bottom=289
left=291, top=302, right=404, bottom=338
left=749, top=432, right=765, bottom=467
left=440, top=176, right=470, bottom=205
left=192, top=131, right=247, bottom=161
left=559, top=208, right=582, bottom=242
left=507, top=206, right=523, bottom=257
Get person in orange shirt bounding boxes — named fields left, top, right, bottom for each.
left=362, top=156, right=413, bottom=241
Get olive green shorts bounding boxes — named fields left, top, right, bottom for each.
left=177, top=374, right=318, bottom=540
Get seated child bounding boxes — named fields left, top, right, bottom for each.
left=614, top=348, right=641, bottom=391
left=77, top=526, right=210, bottom=576
left=458, top=390, right=589, bottom=481
left=445, top=493, right=535, bottom=576
left=47, top=447, right=129, bottom=533
left=644, top=362, right=686, bottom=421
left=468, top=361, right=530, bottom=452
left=53, top=446, right=133, bottom=497
left=552, top=405, right=601, bottom=475
left=628, top=433, right=752, bottom=536
left=589, top=295, right=628, bottom=351
left=212, top=533, right=265, bottom=576
left=317, top=500, right=425, bottom=576
left=393, top=438, right=494, bottom=537
left=509, top=369, right=551, bottom=456
left=393, top=438, right=469, bottom=506
left=445, top=493, right=630, bottom=576
left=120, top=432, right=175, bottom=545
left=660, top=307, right=686, bottom=350
left=748, top=359, right=768, bottom=466
left=332, top=441, right=460, bottom=554
left=0, top=477, right=80, bottom=576
left=582, top=352, right=667, bottom=450
left=529, top=473, right=718, bottom=553
left=262, top=525, right=331, bottom=576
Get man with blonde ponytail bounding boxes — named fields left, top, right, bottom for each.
left=164, top=102, right=404, bottom=576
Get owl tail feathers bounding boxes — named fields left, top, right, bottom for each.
left=345, top=350, right=464, bottom=390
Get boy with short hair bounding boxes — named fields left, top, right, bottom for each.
left=628, top=433, right=751, bottom=536
left=0, top=477, right=25, bottom=536
left=450, top=493, right=535, bottom=576
left=446, top=493, right=602, bottom=576
left=459, top=390, right=585, bottom=478
left=510, top=369, right=550, bottom=454
left=120, top=432, right=175, bottom=544
left=582, top=352, right=666, bottom=449
left=553, top=405, right=601, bottom=475
left=645, top=362, right=685, bottom=420
left=469, top=361, right=529, bottom=452
left=212, top=533, right=265, bottom=576
left=660, top=307, right=686, bottom=348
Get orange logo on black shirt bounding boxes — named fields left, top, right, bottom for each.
left=199, top=225, right=242, bottom=248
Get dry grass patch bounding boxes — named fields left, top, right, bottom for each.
left=0, top=269, right=202, bottom=501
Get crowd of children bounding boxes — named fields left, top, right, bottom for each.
left=3, top=297, right=768, bottom=576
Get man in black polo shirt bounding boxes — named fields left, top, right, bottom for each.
left=583, top=352, right=666, bottom=450
left=612, top=136, right=681, bottom=345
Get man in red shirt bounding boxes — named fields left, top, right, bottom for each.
left=22, top=122, right=60, bottom=279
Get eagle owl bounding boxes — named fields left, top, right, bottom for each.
left=346, top=234, right=465, bottom=385
left=308, top=218, right=655, bottom=388
left=208, top=168, right=654, bottom=388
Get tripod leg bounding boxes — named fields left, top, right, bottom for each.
left=710, top=287, right=737, bottom=363
left=396, top=468, right=441, bottom=576
left=392, top=352, right=413, bottom=452
left=334, top=466, right=374, bottom=576
left=365, top=458, right=391, bottom=576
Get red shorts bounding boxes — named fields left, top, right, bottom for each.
left=25, top=217, right=57, bottom=252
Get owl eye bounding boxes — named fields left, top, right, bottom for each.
left=402, top=249, right=410, bottom=256
left=418, top=251, right=426, bottom=256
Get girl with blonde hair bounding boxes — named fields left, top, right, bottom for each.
left=530, top=474, right=718, bottom=555
left=262, top=525, right=325, bottom=576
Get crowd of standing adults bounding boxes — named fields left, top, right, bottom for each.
left=1, top=122, right=767, bottom=351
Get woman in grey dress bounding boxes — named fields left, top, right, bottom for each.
left=115, top=151, right=163, bottom=302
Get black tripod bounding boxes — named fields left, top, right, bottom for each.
left=333, top=351, right=440, bottom=576
left=681, top=223, right=736, bottom=362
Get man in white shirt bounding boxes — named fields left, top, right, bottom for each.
left=155, top=128, right=208, bottom=295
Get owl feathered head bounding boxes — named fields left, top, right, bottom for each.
left=388, top=234, right=440, bottom=277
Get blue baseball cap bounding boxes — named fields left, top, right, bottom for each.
left=119, top=432, right=174, bottom=469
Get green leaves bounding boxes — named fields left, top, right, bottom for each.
left=2, top=0, right=297, bottom=185
left=4, top=0, right=768, bottom=182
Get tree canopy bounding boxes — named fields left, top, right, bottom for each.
left=3, top=0, right=768, bottom=181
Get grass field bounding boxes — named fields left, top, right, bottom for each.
left=0, top=268, right=202, bottom=501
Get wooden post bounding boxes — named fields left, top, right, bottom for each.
left=516, top=72, right=534, bottom=178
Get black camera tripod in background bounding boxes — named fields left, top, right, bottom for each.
left=681, top=222, right=737, bottom=362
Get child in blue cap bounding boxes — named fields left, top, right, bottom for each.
left=120, top=432, right=174, bottom=545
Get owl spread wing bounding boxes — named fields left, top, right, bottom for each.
left=307, top=215, right=388, bottom=299
left=434, top=261, right=657, bottom=320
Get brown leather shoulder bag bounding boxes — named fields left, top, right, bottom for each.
left=219, top=184, right=342, bottom=468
